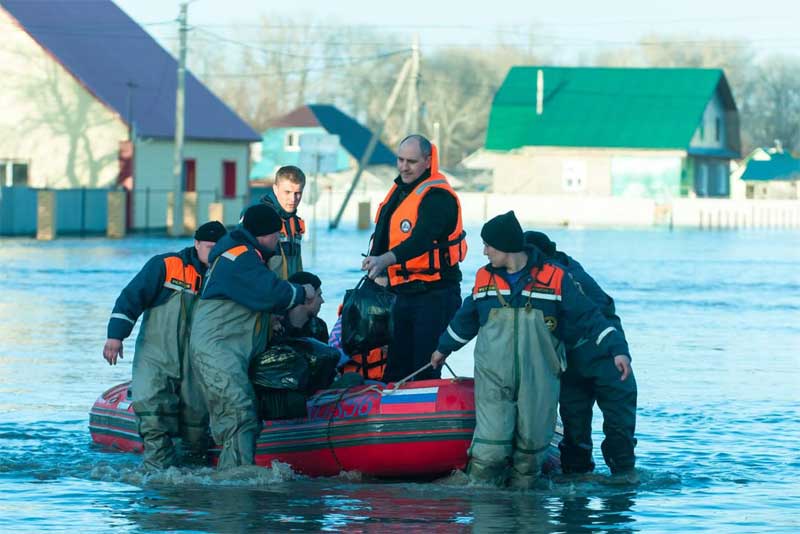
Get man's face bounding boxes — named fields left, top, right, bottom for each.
left=195, top=240, right=216, bottom=266
left=483, top=242, right=507, bottom=269
left=396, top=140, right=431, bottom=184
left=273, top=179, right=304, bottom=213
left=257, top=231, right=281, bottom=253
left=308, top=287, right=324, bottom=317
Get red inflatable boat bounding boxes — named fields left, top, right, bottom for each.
left=90, top=378, right=561, bottom=477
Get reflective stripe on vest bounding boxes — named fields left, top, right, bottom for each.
left=162, top=256, right=201, bottom=294
left=375, top=174, right=467, bottom=287
left=472, top=264, right=564, bottom=303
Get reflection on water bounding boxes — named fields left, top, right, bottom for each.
left=1, top=229, right=800, bottom=532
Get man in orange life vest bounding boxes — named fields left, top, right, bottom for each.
left=259, top=165, right=306, bottom=279
left=432, top=211, right=631, bottom=488
left=361, top=134, right=467, bottom=382
left=102, top=220, right=227, bottom=470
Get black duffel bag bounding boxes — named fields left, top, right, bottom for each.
left=341, top=276, right=395, bottom=355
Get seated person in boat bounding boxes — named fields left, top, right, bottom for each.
left=431, top=211, right=630, bottom=489
left=189, top=205, right=315, bottom=470
left=253, top=270, right=341, bottom=420
left=102, top=220, right=227, bottom=471
left=524, top=230, right=637, bottom=483
left=270, top=271, right=328, bottom=342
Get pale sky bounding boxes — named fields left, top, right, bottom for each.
left=116, top=0, right=800, bottom=61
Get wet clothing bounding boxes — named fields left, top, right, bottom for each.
left=551, top=252, right=637, bottom=474
left=437, top=249, right=629, bottom=485
left=369, top=145, right=466, bottom=382
left=189, top=227, right=305, bottom=469
left=260, top=189, right=304, bottom=279
left=106, top=247, right=209, bottom=470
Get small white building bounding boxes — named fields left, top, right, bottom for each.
left=0, top=0, right=260, bottom=229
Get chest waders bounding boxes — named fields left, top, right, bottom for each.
left=467, top=289, right=566, bottom=488
left=190, top=293, right=270, bottom=470
left=131, top=289, right=208, bottom=470
left=267, top=241, right=303, bottom=280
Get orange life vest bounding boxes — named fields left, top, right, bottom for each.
left=374, top=144, right=467, bottom=287
left=342, top=347, right=387, bottom=381
left=280, top=215, right=305, bottom=246
left=473, top=263, right=564, bottom=306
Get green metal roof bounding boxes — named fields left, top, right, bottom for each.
left=486, top=66, right=735, bottom=151
left=741, top=153, right=800, bottom=181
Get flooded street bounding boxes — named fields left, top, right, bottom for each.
left=1, top=227, right=799, bottom=532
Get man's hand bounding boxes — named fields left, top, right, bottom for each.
left=614, top=355, right=632, bottom=381
left=361, top=252, right=396, bottom=280
left=103, top=338, right=123, bottom=366
left=431, top=350, right=448, bottom=370
left=302, top=284, right=315, bottom=303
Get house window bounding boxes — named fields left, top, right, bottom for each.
left=562, top=160, right=587, bottom=192
left=222, top=161, right=237, bottom=199
left=184, top=159, right=196, bottom=192
left=285, top=131, right=300, bottom=151
left=715, top=118, right=721, bottom=142
left=1, top=160, right=29, bottom=187
left=695, top=163, right=708, bottom=197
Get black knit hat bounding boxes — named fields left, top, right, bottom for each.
left=194, top=220, right=227, bottom=242
left=242, top=204, right=282, bottom=237
left=289, top=271, right=321, bottom=290
left=524, top=230, right=557, bottom=257
left=481, top=211, right=524, bottom=253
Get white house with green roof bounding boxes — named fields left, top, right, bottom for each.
left=465, top=66, right=741, bottom=201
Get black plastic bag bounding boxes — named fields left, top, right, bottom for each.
left=250, top=337, right=340, bottom=394
left=341, top=276, right=395, bottom=355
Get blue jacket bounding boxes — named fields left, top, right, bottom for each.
left=551, top=251, right=626, bottom=338
left=437, top=248, right=629, bottom=359
left=201, top=226, right=304, bottom=312
left=107, top=246, right=204, bottom=340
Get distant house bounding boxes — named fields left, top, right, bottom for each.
left=251, top=104, right=395, bottom=188
left=732, top=145, right=800, bottom=200
left=0, top=0, right=260, bottom=229
left=464, top=66, right=741, bottom=200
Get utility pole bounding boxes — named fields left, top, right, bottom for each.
left=403, top=35, right=420, bottom=134
left=170, top=2, right=188, bottom=236
left=329, top=57, right=413, bottom=230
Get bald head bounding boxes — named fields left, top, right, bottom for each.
left=397, top=134, right=432, bottom=184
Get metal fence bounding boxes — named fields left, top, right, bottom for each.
left=0, top=186, right=108, bottom=236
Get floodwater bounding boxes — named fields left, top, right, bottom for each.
left=1, top=226, right=799, bottom=533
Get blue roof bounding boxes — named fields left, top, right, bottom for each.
left=1, top=0, right=259, bottom=142
left=307, top=105, right=396, bottom=165
left=741, top=153, right=800, bottom=181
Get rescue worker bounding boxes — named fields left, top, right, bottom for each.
left=189, top=204, right=314, bottom=470
left=524, top=230, right=638, bottom=483
left=102, top=220, right=227, bottom=470
left=260, top=165, right=306, bottom=279
left=362, top=134, right=467, bottom=382
left=431, top=211, right=630, bottom=488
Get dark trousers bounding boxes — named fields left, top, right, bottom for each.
left=384, top=285, right=462, bottom=383
left=558, top=349, right=638, bottom=474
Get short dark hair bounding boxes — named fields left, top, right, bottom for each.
left=288, top=271, right=321, bottom=290
left=275, top=165, right=306, bottom=186
left=399, top=134, right=432, bottom=159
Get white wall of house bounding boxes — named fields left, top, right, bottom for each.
left=474, top=147, right=685, bottom=197
left=0, top=7, right=128, bottom=189
left=689, top=91, right=727, bottom=150
left=132, top=138, right=250, bottom=229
